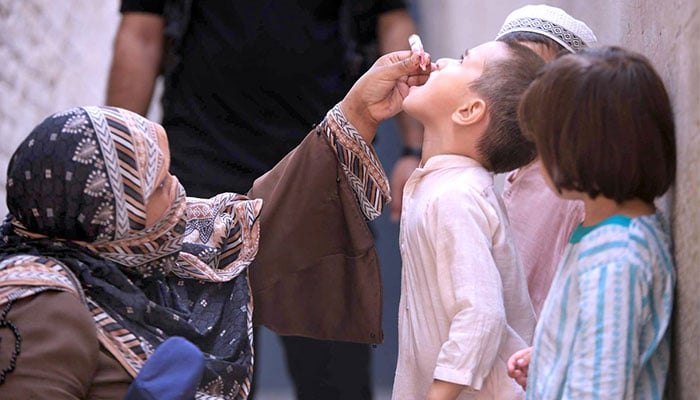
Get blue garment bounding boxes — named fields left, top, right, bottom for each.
left=126, top=336, right=204, bottom=400
left=526, top=213, right=674, bottom=399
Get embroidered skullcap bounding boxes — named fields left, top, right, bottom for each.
left=495, top=4, right=597, bottom=53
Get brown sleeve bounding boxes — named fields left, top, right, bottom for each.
left=85, top=345, right=133, bottom=399
left=247, top=126, right=383, bottom=344
left=0, top=291, right=104, bottom=398
left=321, top=104, right=391, bottom=220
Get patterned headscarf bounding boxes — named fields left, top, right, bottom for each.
left=0, top=106, right=261, bottom=399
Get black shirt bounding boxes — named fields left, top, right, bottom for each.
left=120, top=0, right=405, bottom=196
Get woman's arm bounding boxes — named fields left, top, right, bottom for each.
left=0, top=291, right=110, bottom=398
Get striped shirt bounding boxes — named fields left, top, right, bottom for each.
left=526, top=213, right=674, bottom=400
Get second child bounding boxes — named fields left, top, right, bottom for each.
left=495, top=4, right=597, bottom=316
left=508, top=46, right=676, bottom=399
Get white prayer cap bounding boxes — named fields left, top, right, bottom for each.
left=495, top=4, right=597, bottom=53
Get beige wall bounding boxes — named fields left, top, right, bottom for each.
left=0, top=0, right=120, bottom=217
left=417, top=1, right=699, bottom=397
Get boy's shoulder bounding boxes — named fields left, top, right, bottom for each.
left=424, top=169, right=494, bottom=207
left=420, top=178, right=507, bottom=233
left=421, top=155, right=493, bottom=191
left=411, top=155, right=505, bottom=220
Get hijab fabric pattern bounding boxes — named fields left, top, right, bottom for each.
left=0, top=106, right=261, bottom=399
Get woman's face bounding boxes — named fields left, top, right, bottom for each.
left=145, top=123, right=180, bottom=227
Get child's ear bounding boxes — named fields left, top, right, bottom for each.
left=452, top=99, right=486, bottom=126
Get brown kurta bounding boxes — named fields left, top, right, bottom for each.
left=0, top=291, right=131, bottom=399
left=249, top=106, right=389, bottom=344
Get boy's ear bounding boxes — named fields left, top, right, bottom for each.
left=452, top=98, right=486, bottom=126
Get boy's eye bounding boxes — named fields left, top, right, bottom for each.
left=458, top=49, right=470, bottom=63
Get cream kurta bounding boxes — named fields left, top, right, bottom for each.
left=393, top=155, right=535, bottom=400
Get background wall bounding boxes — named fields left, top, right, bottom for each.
left=0, top=0, right=698, bottom=398
left=0, top=1, right=121, bottom=217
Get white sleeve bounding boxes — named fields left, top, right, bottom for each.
left=430, top=189, right=507, bottom=390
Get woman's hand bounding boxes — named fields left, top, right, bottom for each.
left=340, top=50, right=431, bottom=142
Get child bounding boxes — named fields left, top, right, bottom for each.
left=508, top=46, right=676, bottom=399
left=392, top=40, right=544, bottom=399
left=495, top=4, right=598, bottom=316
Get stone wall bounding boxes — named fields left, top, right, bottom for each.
left=0, top=0, right=120, bottom=216
left=417, top=1, right=700, bottom=397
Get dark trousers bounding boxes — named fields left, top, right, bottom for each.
left=281, top=335, right=373, bottom=400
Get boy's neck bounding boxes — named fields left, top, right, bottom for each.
left=582, top=196, right=655, bottom=227
left=420, top=126, right=483, bottom=166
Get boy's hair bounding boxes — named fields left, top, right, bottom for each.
left=518, top=46, right=676, bottom=203
left=471, top=41, right=545, bottom=173
left=498, top=31, right=567, bottom=61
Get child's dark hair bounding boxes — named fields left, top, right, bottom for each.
left=498, top=31, right=568, bottom=61
left=518, top=46, right=676, bottom=203
left=471, top=40, right=546, bottom=173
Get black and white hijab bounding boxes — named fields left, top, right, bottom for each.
left=0, top=106, right=261, bottom=399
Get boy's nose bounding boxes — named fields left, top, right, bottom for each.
left=435, top=57, right=457, bottom=70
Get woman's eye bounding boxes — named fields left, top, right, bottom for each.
left=157, top=177, right=167, bottom=191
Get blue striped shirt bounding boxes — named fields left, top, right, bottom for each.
left=526, top=213, right=674, bottom=399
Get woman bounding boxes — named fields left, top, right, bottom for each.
left=0, top=105, right=260, bottom=398
left=0, top=50, right=431, bottom=399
